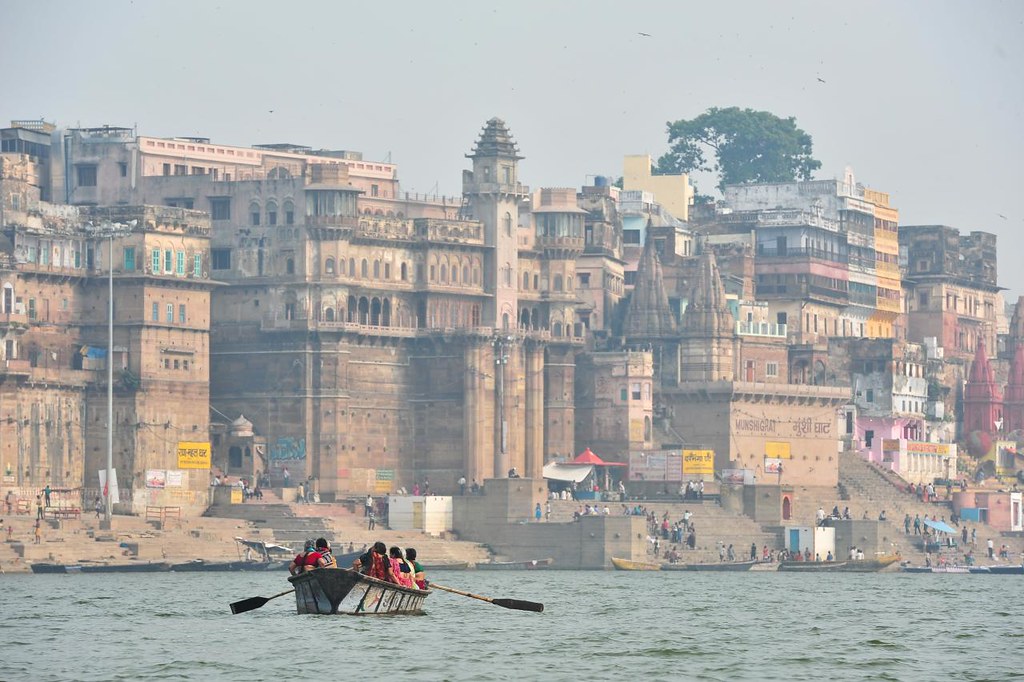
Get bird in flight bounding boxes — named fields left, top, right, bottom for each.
left=816, top=77, right=826, bottom=83
left=638, top=32, right=652, bottom=37
left=997, top=213, right=1007, bottom=219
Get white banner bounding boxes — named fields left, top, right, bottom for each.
left=98, top=469, right=121, bottom=504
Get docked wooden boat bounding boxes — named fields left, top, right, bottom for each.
left=986, top=564, right=1024, bottom=575
left=778, top=560, right=848, bottom=572
left=288, top=568, right=429, bottom=615
left=831, top=555, right=901, bottom=572
left=662, top=560, right=757, bottom=572
left=475, top=558, right=553, bottom=570
left=610, top=556, right=661, bottom=571
left=169, top=558, right=291, bottom=572
left=901, top=565, right=970, bottom=573
left=31, top=561, right=171, bottom=574
left=421, top=562, right=470, bottom=571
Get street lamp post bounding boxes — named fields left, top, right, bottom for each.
left=87, top=220, right=133, bottom=523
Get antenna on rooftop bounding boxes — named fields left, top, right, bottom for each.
left=384, top=151, right=392, bottom=163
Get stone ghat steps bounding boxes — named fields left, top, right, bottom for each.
left=547, top=498, right=779, bottom=564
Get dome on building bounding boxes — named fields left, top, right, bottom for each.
left=230, top=414, right=254, bottom=437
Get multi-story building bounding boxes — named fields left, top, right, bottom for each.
left=26, top=117, right=590, bottom=502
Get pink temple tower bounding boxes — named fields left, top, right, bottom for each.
left=962, top=338, right=1003, bottom=435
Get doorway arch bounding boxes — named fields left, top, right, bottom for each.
left=782, top=495, right=792, bottom=521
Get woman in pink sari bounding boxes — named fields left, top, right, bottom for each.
left=388, top=546, right=416, bottom=587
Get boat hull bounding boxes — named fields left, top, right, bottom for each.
left=170, top=559, right=291, bottom=572
left=610, top=557, right=661, bottom=571
left=31, top=562, right=170, bottom=573
left=662, top=560, right=757, bottom=572
left=475, top=558, right=552, bottom=570
left=901, top=566, right=970, bottom=573
left=778, top=561, right=848, bottom=572
left=288, top=569, right=429, bottom=615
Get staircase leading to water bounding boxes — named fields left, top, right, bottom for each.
left=203, top=494, right=335, bottom=549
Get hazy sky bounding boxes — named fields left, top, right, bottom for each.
left=4, top=1, right=1023, bottom=294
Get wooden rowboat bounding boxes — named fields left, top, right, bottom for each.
left=778, top=560, right=849, bottom=572
left=610, top=556, right=661, bottom=571
left=662, top=560, right=758, bottom=572
left=288, top=569, right=430, bottom=615
left=475, top=558, right=553, bottom=570
left=831, top=555, right=901, bottom=572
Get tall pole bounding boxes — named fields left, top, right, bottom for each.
left=106, top=234, right=114, bottom=522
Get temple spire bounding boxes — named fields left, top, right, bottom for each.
left=623, top=237, right=677, bottom=339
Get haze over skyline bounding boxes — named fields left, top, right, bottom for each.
left=4, top=0, right=1022, bottom=295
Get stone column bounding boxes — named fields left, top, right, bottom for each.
left=524, top=343, right=544, bottom=478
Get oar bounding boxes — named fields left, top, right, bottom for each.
left=430, top=582, right=544, bottom=613
left=229, top=588, right=295, bottom=615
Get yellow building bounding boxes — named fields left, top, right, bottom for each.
left=622, top=155, right=693, bottom=221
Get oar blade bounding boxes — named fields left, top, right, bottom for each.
left=230, top=596, right=269, bottom=615
left=492, top=598, right=544, bottom=613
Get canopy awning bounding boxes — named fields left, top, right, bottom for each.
left=542, top=462, right=594, bottom=483
left=922, top=518, right=957, bottom=534
left=572, top=447, right=627, bottom=467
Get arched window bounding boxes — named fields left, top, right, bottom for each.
left=553, top=322, right=563, bottom=337
left=440, top=264, right=448, bottom=283
left=523, top=272, right=530, bottom=290
left=325, top=257, right=335, bottom=275
left=325, top=307, right=335, bottom=322
left=554, top=274, right=563, bottom=291
left=339, top=258, right=346, bottom=275
left=266, top=200, right=278, bottom=226
left=503, top=212, right=513, bottom=236
left=348, top=258, right=355, bottom=276
left=384, top=263, right=391, bottom=280
left=473, top=267, right=480, bottom=285
left=400, top=263, right=408, bottom=281
left=462, top=265, right=469, bottom=284
left=286, top=258, right=295, bottom=275
left=361, top=259, right=368, bottom=277
left=249, top=201, right=261, bottom=226
left=451, top=263, right=458, bottom=284
left=373, top=260, right=380, bottom=278
left=502, top=312, right=510, bottom=330
left=533, top=274, right=539, bottom=289
left=644, top=416, right=652, bottom=441
left=283, top=200, right=295, bottom=225
left=471, top=305, right=481, bottom=326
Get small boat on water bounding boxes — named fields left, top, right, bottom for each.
left=831, top=555, right=902, bottom=573
left=31, top=561, right=171, bottom=574
left=289, top=568, right=429, bottom=615
left=475, top=558, right=553, bottom=570
left=421, top=562, right=470, bottom=571
left=901, top=565, right=971, bottom=574
left=662, top=560, right=757, bottom=572
left=986, top=564, right=1024, bottom=575
left=778, top=560, right=849, bottom=572
left=610, top=557, right=661, bottom=571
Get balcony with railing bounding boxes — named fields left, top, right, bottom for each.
left=756, top=246, right=849, bottom=265
left=735, top=321, right=788, bottom=338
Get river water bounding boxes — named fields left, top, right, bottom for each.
left=2, top=570, right=1020, bottom=681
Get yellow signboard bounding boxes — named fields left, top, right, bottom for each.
left=629, top=419, right=643, bottom=442
left=230, top=488, right=243, bottom=504
left=682, top=449, right=714, bottom=475
left=177, top=441, right=212, bottom=469
left=765, top=442, right=791, bottom=459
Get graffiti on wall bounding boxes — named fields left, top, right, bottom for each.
left=269, top=437, right=307, bottom=461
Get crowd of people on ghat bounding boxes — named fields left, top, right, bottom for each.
left=288, top=537, right=427, bottom=590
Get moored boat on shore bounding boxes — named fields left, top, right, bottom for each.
left=662, top=560, right=757, bottom=572
left=30, top=561, right=171, bottom=573
left=475, top=558, right=553, bottom=570
left=610, top=557, right=661, bottom=571
left=288, top=568, right=430, bottom=615
left=831, top=555, right=901, bottom=572
left=778, top=560, right=849, bottom=572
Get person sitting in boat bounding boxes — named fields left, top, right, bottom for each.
left=289, top=539, right=324, bottom=575
left=388, top=546, right=416, bottom=588
left=406, top=547, right=427, bottom=589
left=315, top=538, right=337, bottom=569
left=354, top=541, right=390, bottom=581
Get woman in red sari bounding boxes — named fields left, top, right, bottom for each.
left=388, top=546, right=416, bottom=587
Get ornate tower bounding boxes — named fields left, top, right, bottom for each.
left=963, top=338, right=1003, bottom=435
left=623, top=235, right=680, bottom=384
left=463, top=118, right=527, bottom=329
left=1004, top=345, right=1024, bottom=433
left=679, top=247, right=737, bottom=382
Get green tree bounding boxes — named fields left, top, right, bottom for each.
left=656, top=107, right=821, bottom=191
